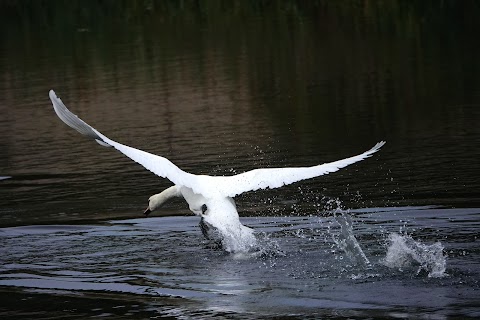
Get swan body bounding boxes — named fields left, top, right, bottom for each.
left=49, top=90, right=385, bottom=252
left=146, top=185, right=254, bottom=251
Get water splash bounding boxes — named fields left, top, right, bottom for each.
left=230, top=230, right=286, bottom=261
left=332, top=211, right=371, bottom=267
left=382, top=233, right=447, bottom=278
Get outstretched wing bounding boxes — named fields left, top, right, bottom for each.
left=50, top=90, right=385, bottom=199
left=211, top=141, right=385, bottom=198
left=49, top=90, right=199, bottom=190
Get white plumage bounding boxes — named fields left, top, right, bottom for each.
left=49, top=90, right=385, bottom=252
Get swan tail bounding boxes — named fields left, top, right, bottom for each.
left=49, top=90, right=111, bottom=147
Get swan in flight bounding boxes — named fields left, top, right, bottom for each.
left=49, top=90, right=385, bottom=252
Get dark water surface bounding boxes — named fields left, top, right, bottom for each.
left=0, top=208, right=479, bottom=319
left=0, top=1, right=479, bottom=319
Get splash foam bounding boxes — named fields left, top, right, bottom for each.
left=382, top=233, right=447, bottom=278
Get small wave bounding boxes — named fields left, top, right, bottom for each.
left=381, top=233, right=447, bottom=278
left=0, top=176, right=12, bottom=181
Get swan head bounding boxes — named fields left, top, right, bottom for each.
left=144, top=193, right=170, bottom=216
left=144, top=186, right=183, bottom=216
left=144, top=192, right=209, bottom=217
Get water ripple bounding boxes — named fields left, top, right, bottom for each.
left=1, top=208, right=479, bottom=318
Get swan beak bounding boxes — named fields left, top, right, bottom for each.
left=144, top=207, right=151, bottom=216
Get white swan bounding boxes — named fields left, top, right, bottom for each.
left=49, top=90, right=385, bottom=252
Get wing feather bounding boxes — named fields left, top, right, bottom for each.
left=50, top=90, right=385, bottom=199
left=49, top=90, right=198, bottom=191
left=213, top=141, right=385, bottom=197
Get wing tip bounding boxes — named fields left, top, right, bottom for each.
left=49, top=89, right=111, bottom=147
left=365, top=140, right=386, bottom=157
left=49, top=89, right=57, bottom=100
left=375, top=140, right=386, bottom=149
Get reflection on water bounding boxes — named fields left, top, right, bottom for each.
left=0, top=207, right=478, bottom=318
left=0, top=1, right=479, bottom=318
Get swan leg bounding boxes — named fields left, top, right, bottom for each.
left=199, top=217, right=224, bottom=249
left=199, top=217, right=211, bottom=239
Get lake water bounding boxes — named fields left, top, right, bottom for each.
left=0, top=2, right=479, bottom=319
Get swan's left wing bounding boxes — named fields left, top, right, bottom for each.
left=49, top=90, right=199, bottom=190
left=212, top=141, right=385, bottom=198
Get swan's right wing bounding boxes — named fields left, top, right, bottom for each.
left=212, top=141, right=385, bottom=198
left=49, top=90, right=198, bottom=189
